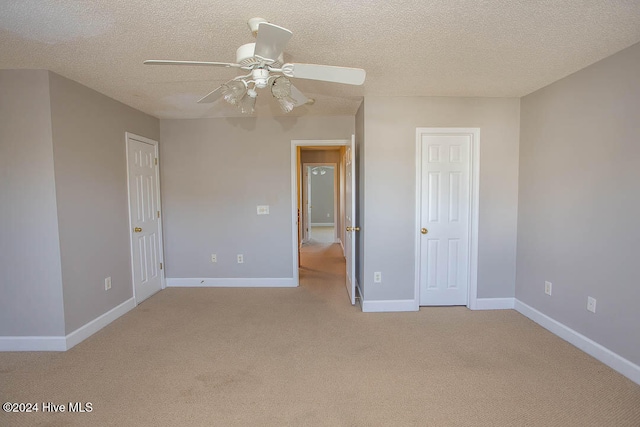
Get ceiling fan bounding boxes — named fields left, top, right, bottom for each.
left=144, top=17, right=366, bottom=114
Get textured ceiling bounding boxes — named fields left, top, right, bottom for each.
left=1, top=0, right=640, bottom=119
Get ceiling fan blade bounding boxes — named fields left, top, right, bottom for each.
left=283, top=63, right=366, bottom=85
left=197, top=86, right=224, bottom=103
left=144, top=60, right=240, bottom=68
left=254, top=22, right=292, bottom=62
left=289, top=84, right=309, bottom=106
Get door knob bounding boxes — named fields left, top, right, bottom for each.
left=347, top=226, right=360, bottom=232
left=346, top=226, right=351, bottom=232
left=421, top=228, right=428, bottom=234
left=134, top=227, right=143, bottom=233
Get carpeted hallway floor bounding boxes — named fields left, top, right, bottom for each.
left=1, top=242, right=639, bottom=426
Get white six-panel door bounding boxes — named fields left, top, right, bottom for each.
left=126, top=133, right=164, bottom=304
left=418, top=132, right=472, bottom=306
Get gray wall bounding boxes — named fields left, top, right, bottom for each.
left=363, top=97, right=520, bottom=301
left=309, top=167, right=335, bottom=224
left=0, top=70, right=65, bottom=336
left=48, top=72, right=160, bottom=334
left=160, top=116, right=354, bottom=279
left=517, top=42, right=640, bottom=365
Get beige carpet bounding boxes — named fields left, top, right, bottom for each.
left=1, top=243, right=639, bottom=426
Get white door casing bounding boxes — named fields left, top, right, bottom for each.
left=344, top=135, right=357, bottom=305
left=416, top=128, right=479, bottom=307
left=126, top=133, right=164, bottom=304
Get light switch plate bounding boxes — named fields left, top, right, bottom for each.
left=257, top=205, right=269, bottom=215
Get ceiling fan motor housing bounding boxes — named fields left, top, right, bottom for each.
left=236, top=43, right=258, bottom=66
left=252, top=68, right=270, bottom=88
left=236, top=42, right=284, bottom=68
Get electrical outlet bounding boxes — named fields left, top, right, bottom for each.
left=373, top=272, right=382, bottom=283
left=237, top=254, right=244, bottom=264
left=211, top=254, right=217, bottom=263
left=587, top=296, right=597, bottom=313
left=104, top=277, right=112, bottom=291
left=257, top=205, right=269, bottom=215
left=544, top=281, right=552, bottom=296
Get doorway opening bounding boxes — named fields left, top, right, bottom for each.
left=302, top=163, right=338, bottom=245
left=291, top=139, right=356, bottom=304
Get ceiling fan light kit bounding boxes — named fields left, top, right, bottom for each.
left=238, top=88, right=257, bottom=114
left=144, top=17, right=366, bottom=114
left=311, top=166, right=328, bottom=175
left=221, top=80, right=247, bottom=105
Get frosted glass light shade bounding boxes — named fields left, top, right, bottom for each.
left=277, top=95, right=296, bottom=113
left=238, top=90, right=257, bottom=114
left=271, top=77, right=292, bottom=99
left=221, top=80, right=247, bottom=105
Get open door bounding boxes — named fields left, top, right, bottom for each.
left=302, top=166, right=311, bottom=243
left=344, top=135, right=357, bottom=305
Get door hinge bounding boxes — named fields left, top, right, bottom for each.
left=160, top=262, right=163, bottom=270
left=157, top=211, right=160, bottom=218
left=155, top=158, right=158, bottom=165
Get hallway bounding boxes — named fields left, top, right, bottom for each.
left=299, top=240, right=350, bottom=306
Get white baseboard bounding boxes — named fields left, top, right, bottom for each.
left=65, top=297, right=136, bottom=350
left=0, top=297, right=136, bottom=352
left=515, top=299, right=640, bottom=386
left=471, top=297, right=515, bottom=310
left=362, top=299, right=418, bottom=312
left=166, top=277, right=297, bottom=287
left=0, top=336, right=67, bottom=352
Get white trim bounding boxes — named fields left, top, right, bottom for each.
left=0, top=297, right=136, bottom=351
left=0, top=336, right=66, bottom=352
left=291, top=140, right=349, bottom=289
left=166, top=278, right=297, bottom=287
left=414, top=128, right=480, bottom=309
left=472, top=297, right=515, bottom=310
left=515, top=299, right=640, bottom=386
left=362, top=299, right=419, bottom=313
left=65, top=297, right=136, bottom=349
left=125, top=132, right=166, bottom=304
